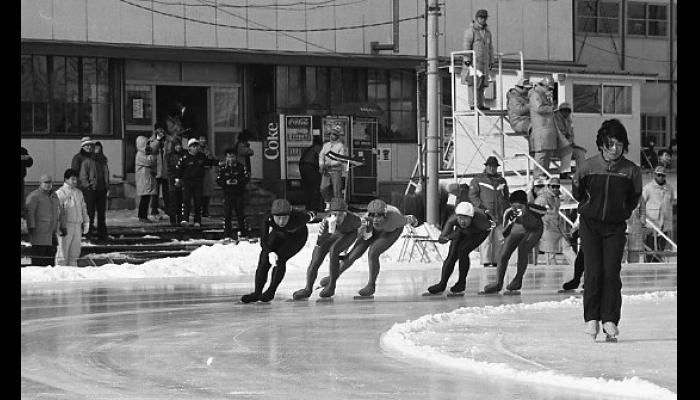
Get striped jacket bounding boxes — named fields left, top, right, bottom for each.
left=572, top=153, right=642, bottom=223
left=468, top=172, right=510, bottom=223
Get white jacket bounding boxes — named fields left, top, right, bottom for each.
left=319, top=141, right=347, bottom=172
left=56, top=183, right=89, bottom=229
left=640, top=181, right=675, bottom=233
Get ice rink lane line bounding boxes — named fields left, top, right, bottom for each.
left=493, top=334, right=550, bottom=370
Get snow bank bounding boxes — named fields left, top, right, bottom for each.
left=381, top=291, right=677, bottom=400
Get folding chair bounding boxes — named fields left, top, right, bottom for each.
left=397, top=223, right=444, bottom=263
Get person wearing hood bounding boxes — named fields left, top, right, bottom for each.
left=573, top=119, right=642, bottom=342
left=135, top=136, right=158, bottom=223
left=461, top=9, right=494, bottom=110
left=529, top=77, right=558, bottom=179
left=55, top=169, right=89, bottom=266
left=553, top=102, right=586, bottom=180
left=506, top=78, right=532, bottom=135
left=468, top=156, right=509, bottom=267
left=640, top=166, right=674, bottom=262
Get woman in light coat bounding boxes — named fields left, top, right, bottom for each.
left=56, top=169, right=89, bottom=266
left=135, top=136, right=157, bottom=222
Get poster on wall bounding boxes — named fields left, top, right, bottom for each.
left=132, top=98, right=144, bottom=119
left=285, top=115, right=313, bottom=180
left=441, top=117, right=454, bottom=172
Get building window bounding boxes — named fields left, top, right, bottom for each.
left=641, top=115, right=666, bottom=148
left=577, top=0, right=620, bottom=34
left=21, top=54, right=113, bottom=137
left=628, top=2, right=668, bottom=37
left=573, top=83, right=631, bottom=115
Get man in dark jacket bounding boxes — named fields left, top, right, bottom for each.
left=506, top=78, right=532, bottom=135
left=468, top=156, right=509, bottom=267
left=241, top=199, right=316, bottom=303
left=71, top=137, right=94, bottom=172
left=573, top=119, right=642, bottom=342
left=25, top=174, right=60, bottom=266
left=173, top=138, right=219, bottom=227
left=426, top=201, right=493, bottom=295
left=216, top=147, right=250, bottom=239
left=21, top=146, right=34, bottom=216
left=462, top=9, right=494, bottom=110
left=299, top=135, right=324, bottom=212
left=80, top=145, right=109, bottom=241
left=166, top=140, right=186, bottom=226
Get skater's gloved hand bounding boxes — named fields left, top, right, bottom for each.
left=268, top=252, right=278, bottom=266
left=406, top=215, right=419, bottom=227
left=59, top=227, right=67, bottom=236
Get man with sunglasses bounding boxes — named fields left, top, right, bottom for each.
left=573, top=119, right=642, bottom=342
left=241, top=199, right=317, bottom=303
left=293, top=198, right=361, bottom=300
left=318, top=199, right=419, bottom=297
left=639, top=166, right=674, bottom=262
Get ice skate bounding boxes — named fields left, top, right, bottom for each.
left=603, top=322, right=619, bottom=342
left=478, top=282, right=502, bottom=295
left=357, top=283, right=375, bottom=297
left=319, top=285, right=335, bottom=298
left=240, top=292, right=259, bottom=304
left=423, top=283, right=445, bottom=296
left=504, top=280, right=522, bottom=295
left=292, top=288, right=312, bottom=301
left=585, top=320, right=600, bottom=340
left=318, top=276, right=331, bottom=288
left=561, top=279, right=580, bottom=292
left=448, top=282, right=465, bottom=297
left=259, top=289, right=276, bottom=303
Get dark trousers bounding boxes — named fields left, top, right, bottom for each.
left=31, top=245, right=57, bottom=266
left=182, top=179, right=203, bottom=224
left=436, top=231, right=490, bottom=288
left=492, top=225, right=543, bottom=290
left=580, top=216, right=627, bottom=325
left=300, top=164, right=323, bottom=212
left=87, top=189, right=108, bottom=238
left=254, top=229, right=308, bottom=296
left=151, top=178, right=169, bottom=214
left=223, top=191, right=246, bottom=236
left=168, top=178, right=182, bottom=224
left=569, top=235, right=585, bottom=283
left=333, top=228, right=403, bottom=287
left=138, top=195, right=154, bottom=219
left=304, top=231, right=358, bottom=292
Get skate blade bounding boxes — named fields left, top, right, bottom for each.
left=316, top=297, right=334, bottom=303
left=446, top=292, right=465, bottom=297
left=421, top=291, right=444, bottom=297
left=478, top=291, right=500, bottom=295
left=558, top=289, right=579, bottom=294
left=353, top=295, right=374, bottom=300
left=605, top=335, right=618, bottom=343
left=503, top=290, right=521, bottom=296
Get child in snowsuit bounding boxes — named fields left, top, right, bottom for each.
left=241, top=199, right=316, bottom=303
left=173, top=138, right=220, bottom=227
left=55, top=169, right=90, bottom=266
left=318, top=199, right=418, bottom=297
left=426, top=201, right=494, bottom=295
left=482, top=190, right=546, bottom=294
left=293, top=198, right=361, bottom=300
left=216, top=148, right=250, bottom=239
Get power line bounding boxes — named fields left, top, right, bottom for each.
left=575, top=38, right=676, bottom=64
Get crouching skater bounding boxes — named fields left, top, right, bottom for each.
left=318, top=199, right=418, bottom=297
left=480, top=190, right=547, bottom=294
left=241, top=199, right=316, bottom=303
left=425, top=201, right=494, bottom=295
left=292, top=198, right=360, bottom=300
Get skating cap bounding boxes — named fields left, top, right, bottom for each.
left=509, top=190, right=528, bottom=204
left=329, top=197, right=348, bottom=212
left=455, top=202, right=475, bottom=217
left=271, top=199, right=292, bottom=215
left=366, top=199, right=387, bottom=214
left=80, top=136, right=94, bottom=147
left=533, top=177, right=547, bottom=186
left=484, top=156, right=500, bottom=166
left=548, top=177, right=561, bottom=186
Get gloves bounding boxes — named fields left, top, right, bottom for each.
left=406, top=215, right=419, bottom=227
left=59, top=227, right=67, bottom=236
left=268, top=252, right=278, bottom=266
left=359, top=220, right=373, bottom=240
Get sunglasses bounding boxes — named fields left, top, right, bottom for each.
left=549, top=185, right=560, bottom=189
left=367, top=212, right=386, bottom=218
left=656, top=174, right=666, bottom=177
left=534, top=184, right=545, bottom=188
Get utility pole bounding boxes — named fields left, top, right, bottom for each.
left=425, top=0, right=440, bottom=225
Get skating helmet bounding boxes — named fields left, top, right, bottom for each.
left=455, top=202, right=475, bottom=217
left=271, top=199, right=292, bottom=215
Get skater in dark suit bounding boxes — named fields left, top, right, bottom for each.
left=293, top=198, right=361, bottom=300
left=561, top=215, right=585, bottom=291
left=481, top=190, right=546, bottom=294
left=426, top=201, right=494, bottom=295
left=241, top=199, right=316, bottom=303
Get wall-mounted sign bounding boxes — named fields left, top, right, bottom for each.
left=378, top=147, right=391, bottom=162
left=132, top=98, right=144, bottom=119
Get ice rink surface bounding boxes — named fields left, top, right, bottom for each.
left=21, top=263, right=677, bottom=399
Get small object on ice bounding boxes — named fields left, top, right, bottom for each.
left=207, top=357, right=213, bottom=366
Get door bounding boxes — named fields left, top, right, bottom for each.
left=350, top=116, right=378, bottom=201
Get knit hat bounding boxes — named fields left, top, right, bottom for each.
left=187, top=138, right=200, bottom=147
left=475, top=9, right=488, bottom=18
left=509, top=190, right=527, bottom=204
left=558, top=102, right=572, bottom=111
left=455, top=201, right=474, bottom=217
left=366, top=199, right=387, bottom=214
left=484, top=156, right=500, bottom=166
left=271, top=199, right=292, bottom=215
left=329, top=198, right=348, bottom=212
left=80, top=136, right=94, bottom=147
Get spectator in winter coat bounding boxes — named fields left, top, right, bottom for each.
left=553, top=102, right=586, bottom=180
left=149, top=124, right=170, bottom=218
left=135, top=136, right=158, bottom=223
left=293, top=198, right=361, bottom=300
left=319, top=127, right=347, bottom=209
left=173, top=138, right=220, bottom=227
left=55, top=169, right=89, bottom=266
left=71, top=137, right=94, bottom=172
left=461, top=9, right=494, bottom=110
left=216, top=147, right=250, bottom=239
left=573, top=119, right=643, bottom=341
left=426, top=201, right=494, bottom=295
left=481, top=190, right=546, bottom=294
left=468, top=156, right=509, bottom=267
left=506, top=78, right=532, bottom=135
left=235, top=129, right=255, bottom=177
left=536, top=177, right=564, bottom=263
left=528, top=78, right=558, bottom=178
left=241, top=199, right=317, bottom=304
left=639, top=166, right=675, bottom=262
left=317, top=199, right=419, bottom=297
left=25, top=174, right=60, bottom=266
left=198, top=136, right=217, bottom=217
left=299, top=136, right=324, bottom=212
left=166, top=141, right=186, bottom=226
left=83, top=141, right=110, bottom=240
left=21, top=146, right=34, bottom=216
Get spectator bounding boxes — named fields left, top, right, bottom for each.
left=25, top=174, right=60, bottom=266
left=572, top=119, right=643, bottom=341
left=55, top=169, right=89, bottom=266
left=135, top=136, right=158, bottom=224
left=173, top=138, right=220, bottom=227
left=319, top=126, right=347, bottom=210
left=640, top=166, right=674, bottom=262
left=149, top=124, right=170, bottom=219
left=217, top=147, right=250, bottom=239
left=657, top=149, right=672, bottom=170
left=668, top=138, right=677, bottom=170
left=528, top=77, right=558, bottom=178
left=77, top=142, right=103, bottom=241
left=468, top=156, right=509, bottom=268
left=553, top=102, right=587, bottom=180
left=21, top=146, right=34, bottom=217
left=198, top=136, right=216, bottom=217
left=506, top=78, right=532, bottom=135
left=461, top=9, right=494, bottom=110
left=536, top=177, right=564, bottom=264
left=89, top=141, right=110, bottom=240
left=299, top=135, right=324, bottom=212
left=528, top=177, right=547, bottom=204
left=166, top=140, right=186, bottom=226
left=236, top=129, right=255, bottom=177
left=640, top=137, right=658, bottom=169
left=71, top=137, right=94, bottom=172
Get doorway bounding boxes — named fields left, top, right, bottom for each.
left=156, top=86, right=208, bottom=140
